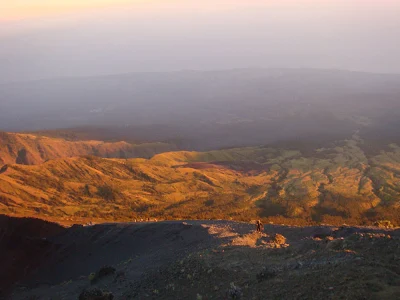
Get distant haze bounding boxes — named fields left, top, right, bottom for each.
left=1, top=1, right=400, bottom=83
left=1, top=69, right=400, bottom=150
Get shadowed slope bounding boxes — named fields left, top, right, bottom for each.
left=8, top=220, right=400, bottom=300
left=0, top=215, right=65, bottom=297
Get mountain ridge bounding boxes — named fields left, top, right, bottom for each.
left=0, top=134, right=398, bottom=226
left=0, top=131, right=177, bottom=167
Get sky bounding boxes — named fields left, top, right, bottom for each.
left=1, top=0, right=400, bottom=82
left=1, top=0, right=133, bottom=20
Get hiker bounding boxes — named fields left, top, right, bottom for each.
left=256, top=220, right=263, bottom=233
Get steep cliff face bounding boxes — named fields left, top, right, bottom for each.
left=0, top=131, right=177, bottom=166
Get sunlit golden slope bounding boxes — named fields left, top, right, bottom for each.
left=0, top=131, right=177, bottom=166
left=0, top=136, right=399, bottom=226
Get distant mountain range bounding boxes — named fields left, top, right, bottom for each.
left=1, top=69, right=399, bottom=226
left=0, top=132, right=398, bottom=226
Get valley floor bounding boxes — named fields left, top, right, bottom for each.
left=6, top=219, right=400, bottom=300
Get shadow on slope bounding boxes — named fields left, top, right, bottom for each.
left=21, top=222, right=219, bottom=289
left=8, top=220, right=400, bottom=300
left=0, top=215, right=65, bottom=298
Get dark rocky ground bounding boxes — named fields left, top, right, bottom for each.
left=0, top=215, right=65, bottom=298
left=1, top=216, right=399, bottom=300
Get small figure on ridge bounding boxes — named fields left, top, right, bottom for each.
left=256, top=220, right=263, bottom=233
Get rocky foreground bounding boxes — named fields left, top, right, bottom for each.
left=1, top=216, right=399, bottom=300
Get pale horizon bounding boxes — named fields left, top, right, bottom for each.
left=1, top=0, right=400, bottom=82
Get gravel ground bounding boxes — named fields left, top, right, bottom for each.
left=8, top=220, right=400, bottom=300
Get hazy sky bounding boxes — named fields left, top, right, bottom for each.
left=1, top=0, right=400, bottom=82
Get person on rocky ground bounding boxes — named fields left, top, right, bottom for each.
left=256, top=220, right=263, bottom=233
